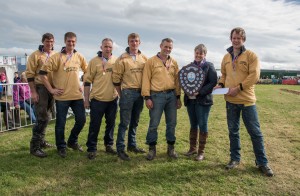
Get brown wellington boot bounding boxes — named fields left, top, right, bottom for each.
left=195, top=132, right=208, bottom=161
left=184, top=129, right=198, bottom=156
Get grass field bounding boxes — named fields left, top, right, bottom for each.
left=0, top=85, right=299, bottom=195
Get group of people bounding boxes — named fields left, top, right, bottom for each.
left=0, top=71, right=36, bottom=130
left=24, top=27, right=273, bottom=177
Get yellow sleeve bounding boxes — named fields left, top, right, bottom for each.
left=112, top=57, right=124, bottom=86
left=241, top=52, right=260, bottom=90
left=218, top=56, right=227, bottom=85
left=85, top=60, right=97, bottom=84
left=25, top=53, right=37, bottom=80
left=141, top=58, right=152, bottom=97
left=40, top=55, right=58, bottom=73
left=80, top=55, right=88, bottom=73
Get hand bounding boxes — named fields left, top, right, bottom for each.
left=193, top=92, right=199, bottom=96
left=31, top=91, right=39, bottom=103
left=84, top=99, right=90, bottom=109
left=79, top=87, right=83, bottom=93
left=226, top=87, right=240, bottom=97
left=176, top=99, right=182, bottom=109
left=146, top=99, right=153, bottom=109
left=213, top=85, right=222, bottom=90
left=51, top=88, right=64, bottom=96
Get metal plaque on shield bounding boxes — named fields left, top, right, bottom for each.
left=179, top=64, right=205, bottom=96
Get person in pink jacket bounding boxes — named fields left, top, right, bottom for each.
left=13, top=72, right=36, bottom=123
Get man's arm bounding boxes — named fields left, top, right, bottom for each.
left=28, top=81, right=39, bottom=103
left=84, top=86, right=91, bottom=109
left=112, top=57, right=124, bottom=97
left=39, top=74, right=63, bottom=96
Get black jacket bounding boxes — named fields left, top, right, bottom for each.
left=183, top=61, right=218, bottom=106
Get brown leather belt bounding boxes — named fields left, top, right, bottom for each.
left=126, top=88, right=141, bottom=92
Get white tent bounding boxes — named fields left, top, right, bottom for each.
left=0, top=56, right=18, bottom=96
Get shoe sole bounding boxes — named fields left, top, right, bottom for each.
left=30, top=153, right=47, bottom=158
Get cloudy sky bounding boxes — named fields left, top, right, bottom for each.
left=0, top=0, right=300, bottom=70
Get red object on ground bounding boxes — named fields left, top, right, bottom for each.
left=282, top=79, right=298, bottom=85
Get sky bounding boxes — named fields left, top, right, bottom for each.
left=0, top=0, right=300, bottom=70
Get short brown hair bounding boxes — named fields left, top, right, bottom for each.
left=64, top=32, right=77, bottom=42
left=230, top=27, right=246, bottom=41
left=194, top=44, right=207, bottom=54
left=161, top=38, right=173, bottom=45
left=42, top=33, right=54, bottom=42
left=127, top=33, right=140, bottom=43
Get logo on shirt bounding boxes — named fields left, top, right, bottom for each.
left=65, top=67, right=78, bottom=72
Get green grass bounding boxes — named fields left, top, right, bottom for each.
left=0, top=85, right=299, bottom=195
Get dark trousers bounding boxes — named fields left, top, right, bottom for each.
left=31, top=85, right=54, bottom=144
left=86, top=98, right=118, bottom=152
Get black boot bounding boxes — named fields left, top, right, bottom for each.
left=30, top=141, right=47, bottom=158
left=167, top=144, right=178, bottom=159
left=146, top=145, right=156, bottom=161
left=40, top=140, right=54, bottom=148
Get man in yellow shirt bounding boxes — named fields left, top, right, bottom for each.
left=112, top=33, right=148, bottom=161
left=39, top=32, right=88, bottom=158
left=142, top=38, right=182, bottom=160
left=215, top=27, right=273, bottom=177
left=84, top=38, right=118, bottom=160
left=26, top=33, right=56, bottom=158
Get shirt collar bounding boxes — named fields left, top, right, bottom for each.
left=60, top=47, right=77, bottom=54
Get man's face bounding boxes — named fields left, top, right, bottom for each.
left=128, top=37, right=140, bottom=51
left=101, top=41, right=113, bottom=57
left=231, top=31, right=245, bottom=50
left=43, top=38, right=54, bottom=51
left=194, top=50, right=206, bottom=62
left=160, top=41, right=173, bottom=56
left=65, top=36, right=76, bottom=51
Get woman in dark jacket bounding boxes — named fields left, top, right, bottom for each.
left=182, top=44, right=217, bottom=161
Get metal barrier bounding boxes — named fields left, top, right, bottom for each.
left=0, top=83, right=55, bottom=132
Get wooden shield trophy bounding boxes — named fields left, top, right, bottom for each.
left=179, top=65, right=205, bottom=96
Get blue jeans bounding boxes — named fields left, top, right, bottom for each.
left=86, top=98, right=118, bottom=152
left=146, top=91, right=177, bottom=145
left=20, top=101, right=36, bottom=123
left=55, top=99, right=86, bottom=149
left=116, top=89, right=144, bottom=152
left=226, top=102, right=268, bottom=166
left=186, top=100, right=211, bottom=133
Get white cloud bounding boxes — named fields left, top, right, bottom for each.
left=0, top=0, right=299, bottom=70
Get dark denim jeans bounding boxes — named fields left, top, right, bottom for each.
left=55, top=99, right=86, bottom=150
left=226, top=101, right=268, bottom=166
left=146, top=91, right=177, bottom=145
left=86, top=98, right=118, bottom=152
left=116, top=89, right=144, bottom=152
left=186, top=100, right=211, bottom=133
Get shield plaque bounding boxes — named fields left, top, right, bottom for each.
left=179, top=64, right=205, bottom=96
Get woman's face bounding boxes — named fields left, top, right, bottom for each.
left=194, top=50, right=206, bottom=62
left=21, top=73, right=27, bottom=83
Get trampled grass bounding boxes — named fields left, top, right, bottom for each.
left=0, top=84, right=299, bottom=195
